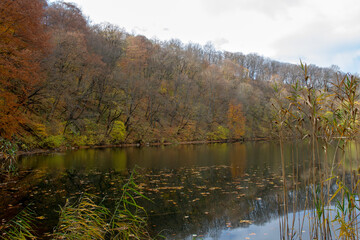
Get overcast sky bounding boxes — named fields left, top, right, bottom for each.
left=67, top=0, right=360, bottom=74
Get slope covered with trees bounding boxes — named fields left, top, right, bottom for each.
left=0, top=1, right=345, bottom=149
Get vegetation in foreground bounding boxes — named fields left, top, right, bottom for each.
left=1, top=171, right=159, bottom=239
left=273, top=62, right=360, bottom=240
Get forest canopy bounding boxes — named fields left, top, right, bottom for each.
left=0, top=0, right=347, bottom=149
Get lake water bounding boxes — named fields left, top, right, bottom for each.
left=0, top=141, right=348, bottom=239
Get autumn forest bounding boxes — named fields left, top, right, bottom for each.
left=4, top=0, right=360, bottom=239
left=0, top=0, right=345, bottom=150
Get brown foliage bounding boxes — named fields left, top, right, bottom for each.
left=227, top=102, right=246, bottom=139
left=44, top=1, right=88, bottom=33
left=0, top=0, right=48, bottom=139
left=119, top=35, right=153, bottom=74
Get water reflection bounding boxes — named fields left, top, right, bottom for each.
left=0, top=142, right=346, bottom=239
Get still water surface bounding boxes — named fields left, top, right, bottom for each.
left=1, top=142, right=324, bottom=239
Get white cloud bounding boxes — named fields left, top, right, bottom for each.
left=201, top=0, right=300, bottom=18
left=212, top=38, right=230, bottom=50
left=64, top=0, right=360, bottom=73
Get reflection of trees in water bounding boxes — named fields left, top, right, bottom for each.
left=0, top=163, right=344, bottom=239
left=0, top=168, right=130, bottom=235
left=141, top=167, right=344, bottom=239
left=230, top=143, right=247, bottom=178
left=0, top=170, right=46, bottom=221
left=135, top=167, right=311, bottom=238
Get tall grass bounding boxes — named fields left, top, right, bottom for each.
left=0, top=138, right=18, bottom=174
left=273, top=62, right=360, bottom=240
left=53, top=194, right=110, bottom=239
left=53, top=170, right=155, bottom=239
left=1, top=170, right=158, bottom=239
left=107, top=170, right=153, bottom=239
left=1, top=205, right=36, bottom=240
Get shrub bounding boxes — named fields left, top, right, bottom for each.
left=0, top=138, right=18, bottom=172
left=71, top=135, right=88, bottom=147
left=110, top=121, right=126, bottom=143
left=42, top=135, right=64, bottom=149
left=206, top=125, right=229, bottom=141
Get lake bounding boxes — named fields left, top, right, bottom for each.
left=0, top=141, right=349, bottom=239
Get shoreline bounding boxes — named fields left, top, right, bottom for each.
left=10, top=137, right=273, bottom=159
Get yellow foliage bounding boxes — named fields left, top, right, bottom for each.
left=33, top=123, right=47, bottom=138
left=110, top=121, right=126, bottom=143
left=159, top=82, right=168, bottom=95
left=207, top=126, right=229, bottom=141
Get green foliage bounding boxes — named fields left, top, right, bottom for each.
left=53, top=194, right=109, bottom=240
left=41, top=135, right=64, bottom=149
left=93, top=134, right=109, bottom=145
left=108, top=170, right=153, bottom=239
left=206, top=126, right=229, bottom=141
left=19, top=135, right=38, bottom=150
left=0, top=138, right=18, bottom=172
left=83, top=120, right=103, bottom=145
left=0, top=138, right=17, bottom=159
left=329, top=179, right=360, bottom=239
left=314, top=185, right=324, bottom=222
left=110, top=121, right=127, bottom=143
left=53, top=170, right=155, bottom=239
left=70, top=135, right=88, bottom=147
left=1, top=206, right=36, bottom=240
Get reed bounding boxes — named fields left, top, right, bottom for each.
left=53, top=170, right=156, bottom=239
left=0, top=137, right=18, bottom=174
left=107, top=169, right=154, bottom=239
left=53, top=194, right=110, bottom=239
left=1, top=205, right=36, bottom=240
left=1, top=169, right=158, bottom=239
left=273, top=61, right=360, bottom=240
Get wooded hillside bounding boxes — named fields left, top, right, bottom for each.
left=0, top=1, right=344, bottom=149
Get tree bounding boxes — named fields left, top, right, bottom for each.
left=0, top=0, right=48, bottom=139
left=44, top=2, right=88, bottom=33
left=227, top=102, right=246, bottom=139
left=44, top=30, right=104, bottom=132
left=115, top=35, right=153, bottom=138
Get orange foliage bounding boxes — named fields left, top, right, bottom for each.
left=0, top=0, right=48, bottom=139
left=227, top=102, right=246, bottom=139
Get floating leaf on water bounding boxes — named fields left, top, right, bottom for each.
left=239, top=220, right=253, bottom=224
